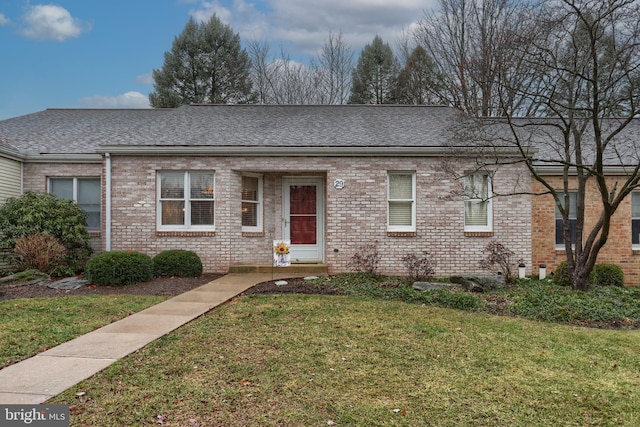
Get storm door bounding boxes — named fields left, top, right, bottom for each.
left=282, top=177, right=324, bottom=262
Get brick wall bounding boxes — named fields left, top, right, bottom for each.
left=531, top=176, right=640, bottom=285
left=106, top=155, right=531, bottom=277
left=22, top=162, right=103, bottom=252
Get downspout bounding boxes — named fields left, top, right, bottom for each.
left=105, top=153, right=111, bottom=251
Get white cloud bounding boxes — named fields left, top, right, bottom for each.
left=135, top=72, right=154, bottom=85
left=187, top=0, right=437, bottom=57
left=20, top=5, right=89, bottom=41
left=78, top=92, right=150, bottom=109
left=0, top=13, right=10, bottom=26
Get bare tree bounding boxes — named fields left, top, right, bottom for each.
left=471, top=0, right=640, bottom=290
left=314, top=30, right=354, bottom=104
left=415, top=0, right=537, bottom=116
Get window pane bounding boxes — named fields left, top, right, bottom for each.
left=389, top=174, right=413, bottom=199
left=389, top=201, right=413, bottom=226
left=242, top=176, right=259, bottom=202
left=465, top=200, right=488, bottom=226
left=242, top=202, right=258, bottom=227
left=633, top=192, right=640, bottom=217
left=633, top=220, right=640, bottom=245
left=161, top=201, right=185, bottom=225
left=191, top=201, right=214, bottom=225
left=465, top=174, right=488, bottom=199
left=50, top=178, right=73, bottom=200
left=161, top=172, right=184, bottom=199
left=556, top=192, right=577, bottom=219
left=77, top=179, right=100, bottom=205
left=190, top=172, right=215, bottom=199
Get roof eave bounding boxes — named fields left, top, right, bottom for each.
left=97, top=145, right=522, bottom=157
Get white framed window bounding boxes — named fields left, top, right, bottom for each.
left=555, top=191, right=577, bottom=247
left=632, top=192, right=640, bottom=249
left=387, top=171, right=416, bottom=232
left=157, top=171, right=215, bottom=231
left=49, top=177, right=101, bottom=231
left=464, top=173, right=492, bottom=232
left=242, top=174, right=263, bottom=232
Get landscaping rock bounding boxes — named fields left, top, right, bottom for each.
left=275, top=280, right=288, bottom=286
left=0, top=270, right=51, bottom=287
left=412, top=282, right=464, bottom=292
left=46, top=277, right=90, bottom=290
left=449, top=275, right=505, bottom=293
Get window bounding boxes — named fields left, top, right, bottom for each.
left=464, top=173, right=492, bottom=232
left=387, top=172, right=416, bottom=232
left=555, top=191, right=577, bottom=247
left=632, top=192, right=640, bottom=249
left=242, top=174, right=263, bottom=232
left=49, top=177, right=101, bottom=231
left=158, top=171, right=215, bottom=230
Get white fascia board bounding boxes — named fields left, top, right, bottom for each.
left=23, top=153, right=103, bottom=163
left=534, top=164, right=640, bottom=175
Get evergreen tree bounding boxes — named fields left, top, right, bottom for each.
left=393, top=46, right=443, bottom=104
left=348, top=36, right=398, bottom=104
left=149, top=15, right=253, bottom=108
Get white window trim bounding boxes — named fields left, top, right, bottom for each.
left=387, top=171, right=416, bottom=232
left=242, top=173, right=263, bottom=232
left=157, top=171, right=216, bottom=231
left=48, top=177, right=101, bottom=231
left=632, top=192, right=640, bottom=250
left=463, top=173, right=493, bottom=232
left=555, top=191, right=577, bottom=249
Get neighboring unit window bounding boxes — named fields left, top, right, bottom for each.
left=464, top=173, right=492, bottom=231
left=555, top=191, right=577, bottom=246
left=242, top=174, right=263, bottom=232
left=158, top=171, right=215, bottom=230
left=387, top=172, right=416, bottom=232
left=632, top=192, right=640, bottom=249
left=49, top=177, right=101, bottom=231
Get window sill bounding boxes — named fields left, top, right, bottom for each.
left=464, top=231, right=493, bottom=237
left=387, top=231, right=416, bottom=237
left=242, top=231, right=265, bottom=237
left=156, top=231, right=216, bottom=237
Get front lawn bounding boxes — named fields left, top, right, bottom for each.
left=0, top=295, right=165, bottom=369
left=51, top=294, right=640, bottom=426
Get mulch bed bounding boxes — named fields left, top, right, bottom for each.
left=0, top=274, right=340, bottom=301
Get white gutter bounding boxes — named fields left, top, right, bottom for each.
left=105, top=153, right=111, bottom=251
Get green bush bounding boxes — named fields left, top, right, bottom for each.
left=553, top=261, right=571, bottom=287
left=153, top=249, right=203, bottom=277
left=592, top=264, right=625, bottom=287
left=0, top=191, right=92, bottom=272
left=84, top=251, right=153, bottom=286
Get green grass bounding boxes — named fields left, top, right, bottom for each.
left=0, top=295, right=165, bottom=368
left=50, top=294, right=640, bottom=426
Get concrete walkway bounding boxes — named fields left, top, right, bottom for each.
left=0, top=272, right=299, bottom=404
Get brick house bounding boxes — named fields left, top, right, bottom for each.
left=1, top=104, right=533, bottom=277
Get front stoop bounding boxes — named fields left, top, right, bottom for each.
left=229, top=264, right=328, bottom=275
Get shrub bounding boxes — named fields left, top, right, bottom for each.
left=153, top=249, right=203, bottom=277
left=401, top=251, right=436, bottom=281
left=479, top=240, right=517, bottom=283
left=592, top=264, right=625, bottom=287
left=0, top=191, right=92, bottom=272
left=84, top=251, right=153, bottom=286
left=347, top=242, right=381, bottom=276
left=553, top=261, right=571, bottom=287
left=13, top=233, right=67, bottom=274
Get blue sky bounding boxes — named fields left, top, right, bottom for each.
left=0, top=0, right=436, bottom=120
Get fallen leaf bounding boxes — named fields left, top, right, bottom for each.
left=241, top=378, right=252, bottom=386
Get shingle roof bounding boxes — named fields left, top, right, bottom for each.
left=0, top=105, right=466, bottom=155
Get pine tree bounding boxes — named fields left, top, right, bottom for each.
left=149, top=15, right=253, bottom=108
left=348, top=36, right=398, bottom=104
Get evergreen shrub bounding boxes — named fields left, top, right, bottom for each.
left=153, top=249, right=203, bottom=277
left=85, top=251, right=153, bottom=286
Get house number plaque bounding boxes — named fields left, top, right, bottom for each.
left=334, top=179, right=345, bottom=189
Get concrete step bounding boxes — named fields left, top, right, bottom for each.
left=229, top=264, right=328, bottom=275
